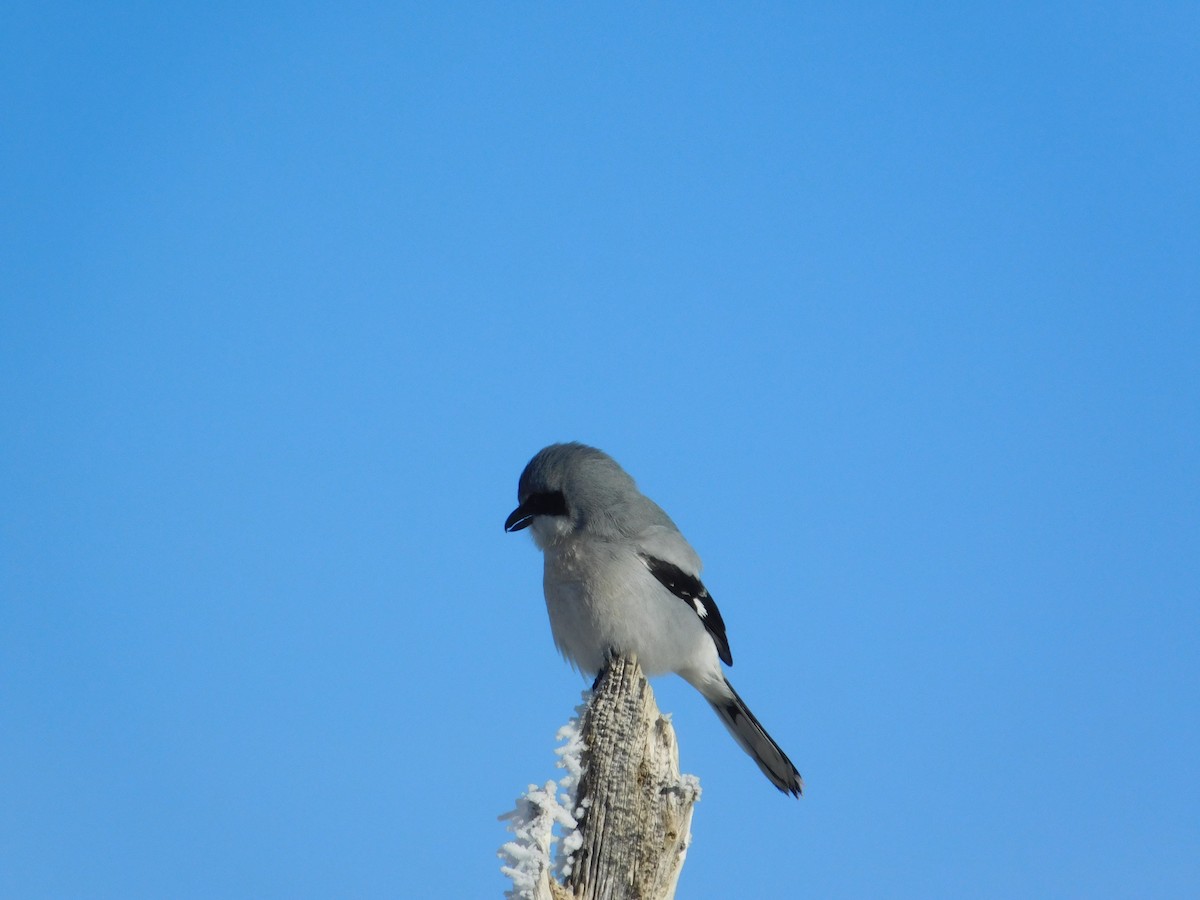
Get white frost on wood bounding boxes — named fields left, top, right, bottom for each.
left=499, top=695, right=590, bottom=899
left=552, top=698, right=589, bottom=880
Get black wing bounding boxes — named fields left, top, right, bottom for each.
left=640, top=554, right=732, bottom=666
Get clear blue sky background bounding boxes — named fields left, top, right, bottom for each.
left=2, top=4, right=1197, bottom=898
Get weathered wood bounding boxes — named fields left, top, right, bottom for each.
left=564, top=656, right=700, bottom=900
left=501, top=657, right=699, bottom=900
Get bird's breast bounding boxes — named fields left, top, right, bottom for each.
left=539, top=537, right=712, bottom=677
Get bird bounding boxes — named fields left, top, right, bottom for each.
left=504, top=441, right=803, bottom=796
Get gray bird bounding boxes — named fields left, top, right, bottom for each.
left=505, top=442, right=803, bottom=796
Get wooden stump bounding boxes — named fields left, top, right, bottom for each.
left=564, top=656, right=700, bottom=900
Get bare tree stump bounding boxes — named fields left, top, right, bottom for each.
left=500, top=657, right=699, bottom=900
left=565, top=655, right=700, bottom=900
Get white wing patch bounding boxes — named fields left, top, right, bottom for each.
left=639, top=551, right=732, bottom=666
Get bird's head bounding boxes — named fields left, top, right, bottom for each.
left=504, top=442, right=636, bottom=548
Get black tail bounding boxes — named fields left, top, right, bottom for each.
left=709, top=679, right=803, bottom=796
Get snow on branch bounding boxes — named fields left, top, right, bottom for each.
left=499, top=700, right=588, bottom=900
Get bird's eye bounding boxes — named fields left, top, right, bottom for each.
left=526, top=490, right=568, bottom=517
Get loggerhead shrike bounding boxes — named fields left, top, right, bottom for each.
left=505, top=442, right=803, bottom=796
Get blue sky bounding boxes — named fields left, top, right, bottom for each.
left=2, top=3, right=1197, bottom=897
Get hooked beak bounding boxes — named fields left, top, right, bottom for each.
left=505, top=490, right=568, bottom=532
left=505, top=502, right=534, bottom=532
